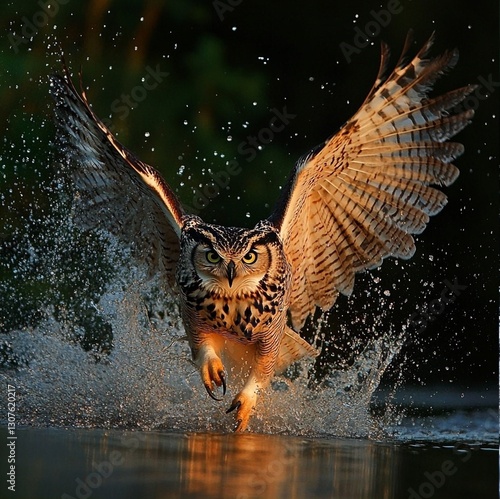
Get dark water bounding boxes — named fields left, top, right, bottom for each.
left=1, top=420, right=497, bottom=499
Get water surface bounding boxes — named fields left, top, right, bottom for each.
left=3, top=419, right=497, bottom=499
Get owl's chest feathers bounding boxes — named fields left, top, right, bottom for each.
left=184, top=281, right=287, bottom=343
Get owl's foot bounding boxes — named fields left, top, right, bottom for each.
left=226, top=391, right=256, bottom=432
left=201, top=357, right=226, bottom=401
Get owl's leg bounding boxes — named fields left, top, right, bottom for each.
left=194, top=336, right=227, bottom=401
left=226, top=341, right=278, bottom=432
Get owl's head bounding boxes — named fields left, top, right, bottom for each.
left=180, top=218, right=285, bottom=295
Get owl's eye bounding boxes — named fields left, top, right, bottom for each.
left=205, top=250, right=221, bottom=264
left=242, top=250, right=258, bottom=265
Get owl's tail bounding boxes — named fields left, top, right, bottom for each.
left=275, top=327, right=319, bottom=374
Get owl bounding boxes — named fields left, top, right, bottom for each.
left=50, top=34, right=475, bottom=431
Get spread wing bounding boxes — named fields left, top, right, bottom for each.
left=50, top=65, right=185, bottom=287
left=269, top=34, right=476, bottom=330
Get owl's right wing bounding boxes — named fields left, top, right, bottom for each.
left=50, top=66, right=185, bottom=287
left=269, top=34, right=476, bottom=330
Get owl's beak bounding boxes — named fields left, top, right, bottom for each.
left=226, top=261, right=236, bottom=287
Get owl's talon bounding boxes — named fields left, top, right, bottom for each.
left=219, top=370, right=227, bottom=395
left=226, top=392, right=254, bottom=432
left=226, top=400, right=241, bottom=414
left=201, top=356, right=227, bottom=401
left=205, top=383, right=223, bottom=401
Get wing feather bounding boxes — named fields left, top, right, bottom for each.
left=50, top=65, right=185, bottom=286
left=270, top=34, right=476, bottom=329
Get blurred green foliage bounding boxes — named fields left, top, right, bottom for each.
left=0, top=0, right=497, bottom=384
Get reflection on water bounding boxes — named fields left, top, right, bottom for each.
left=4, top=425, right=497, bottom=499
left=180, top=432, right=397, bottom=499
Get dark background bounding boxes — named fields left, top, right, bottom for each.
left=0, top=1, right=497, bottom=393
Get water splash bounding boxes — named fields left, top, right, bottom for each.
left=0, top=237, right=402, bottom=437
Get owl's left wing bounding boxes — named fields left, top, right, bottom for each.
left=269, top=34, right=476, bottom=330
left=50, top=66, right=185, bottom=287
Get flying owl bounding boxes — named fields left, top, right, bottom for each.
left=50, top=34, right=475, bottom=431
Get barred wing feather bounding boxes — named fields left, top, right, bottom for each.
left=50, top=69, right=184, bottom=287
left=271, top=34, right=476, bottom=329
